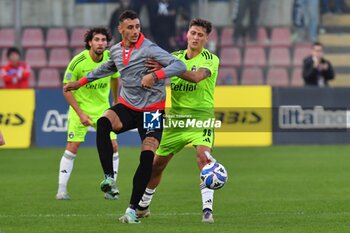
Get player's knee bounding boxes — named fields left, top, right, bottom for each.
left=196, top=150, right=211, bottom=169
left=66, top=142, right=80, bottom=154
left=97, top=117, right=112, bottom=134
left=142, top=137, right=159, bottom=152
left=104, top=110, right=122, bottom=131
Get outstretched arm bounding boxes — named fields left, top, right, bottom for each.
left=64, top=59, right=118, bottom=92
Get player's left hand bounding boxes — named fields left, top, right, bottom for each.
left=146, top=58, right=163, bottom=73
left=63, top=81, right=81, bottom=92
left=141, top=73, right=157, bottom=89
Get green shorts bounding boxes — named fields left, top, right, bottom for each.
left=156, top=128, right=214, bottom=156
left=67, top=110, right=116, bottom=142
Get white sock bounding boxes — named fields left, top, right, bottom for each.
left=200, top=182, right=214, bottom=211
left=138, top=188, right=156, bottom=208
left=113, top=152, right=119, bottom=182
left=58, top=150, right=76, bottom=193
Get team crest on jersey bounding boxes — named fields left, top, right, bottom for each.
left=69, top=132, right=74, bottom=139
left=191, top=65, right=197, bottom=71
left=65, top=72, right=72, bottom=80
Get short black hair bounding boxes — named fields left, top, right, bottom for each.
left=84, top=27, right=112, bottom=50
left=119, top=10, right=138, bottom=23
left=189, top=18, right=212, bottom=35
left=313, top=42, right=323, bottom=48
left=6, top=47, right=21, bottom=58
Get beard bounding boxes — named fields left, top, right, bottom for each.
left=94, top=48, right=104, bottom=56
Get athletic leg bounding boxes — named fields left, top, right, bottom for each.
left=196, top=145, right=215, bottom=223
left=56, top=142, right=80, bottom=200
left=96, top=109, right=123, bottom=180
left=137, top=130, right=186, bottom=217
left=136, top=154, right=174, bottom=217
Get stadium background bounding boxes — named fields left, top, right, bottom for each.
left=1, top=1, right=350, bottom=233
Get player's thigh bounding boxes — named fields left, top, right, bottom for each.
left=137, top=110, right=165, bottom=151
left=191, top=128, right=215, bottom=149
left=156, top=129, right=187, bottom=156
left=91, top=115, right=118, bottom=143
left=108, top=103, right=138, bottom=133
left=191, top=128, right=215, bottom=169
left=67, top=114, right=89, bottom=143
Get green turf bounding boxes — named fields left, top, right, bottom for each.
left=0, top=146, right=350, bottom=233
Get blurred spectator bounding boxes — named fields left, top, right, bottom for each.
left=0, top=47, right=31, bottom=89
left=149, top=0, right=177, bottom=52
left=175, top=12, right=190, bottom=50
left=233, top=0, right=263, bottom=44
left=131, top=0, right=153, bottom=15
left=302, top=42, right=335, bottom=87
left=176, top=0, right=193, bottom=19
left=109, top=0, right=133, bottom=41
left=292, top=0, right=319, bottom=42
left=0, top=130, right=5, bottom=146
left=322, top=0, right=344, bottom=14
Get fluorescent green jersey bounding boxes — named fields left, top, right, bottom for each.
left=63, top=50, right=119, bottom=117
left=170, top=48, right=220, bottom=118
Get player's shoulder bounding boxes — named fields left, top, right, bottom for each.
left=102, top=49, right=111, bottom=60
left=200, top=49, right=219, bottom=61
left=171, top=50, right=185, bottom=58
left=109, top=43, right=121, bottom=53
left=68, top=50, right=88, bottom=71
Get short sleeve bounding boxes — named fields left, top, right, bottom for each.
left=200, top=53, right=220, bottom=77
left=63, top=57, right=81, bottom=84
left=111, top=71, right=120, bottom=79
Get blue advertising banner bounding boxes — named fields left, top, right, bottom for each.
left=35, top=89, right=139, bottom=147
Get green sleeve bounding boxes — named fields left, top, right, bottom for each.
left=63, top=57, right=82, bottom=84
left=200, top=54, right=220, bottom=78
left=111, top=71, right=120, bottom=79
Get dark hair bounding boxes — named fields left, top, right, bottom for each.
left=118, top=10, right=138, bottom=23
left=189, top=18, right=212, bottom=35
left=84, top=27, right=112, bottom=50
left=313, top=42, right=323, bottom=48
left=7, top=47, right=21, bottom=58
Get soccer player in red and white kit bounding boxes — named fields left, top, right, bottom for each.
left=64, top=10, right=186, bottom=224
left=1, top=47, right=31, bottom=89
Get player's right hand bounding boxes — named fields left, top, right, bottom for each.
left=79, top=113, right=93, bottom=127
left=63, top=81, right=81, bottom=92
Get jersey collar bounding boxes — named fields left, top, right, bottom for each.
left=121, top=32, right=145, bottom=49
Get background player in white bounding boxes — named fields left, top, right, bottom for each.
left=56, top=27, right=120, bottom=200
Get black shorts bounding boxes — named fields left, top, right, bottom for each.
left=109, top=103, right=164, bottom=142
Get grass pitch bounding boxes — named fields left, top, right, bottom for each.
left=0, top=146, right=350, bottom=233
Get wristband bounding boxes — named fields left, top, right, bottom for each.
left=154, top=69, right=166, bottom=80
left=78, top=77, right=89, bottom=86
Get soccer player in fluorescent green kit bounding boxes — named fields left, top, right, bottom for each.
left=56, top=27, right=120, bottom=200
left=137, top=18, right=220, bottom=223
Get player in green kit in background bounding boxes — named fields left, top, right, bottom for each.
left=137, top=18, right=220, bottom=223
left=56, top=27, right=120, bottom=200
